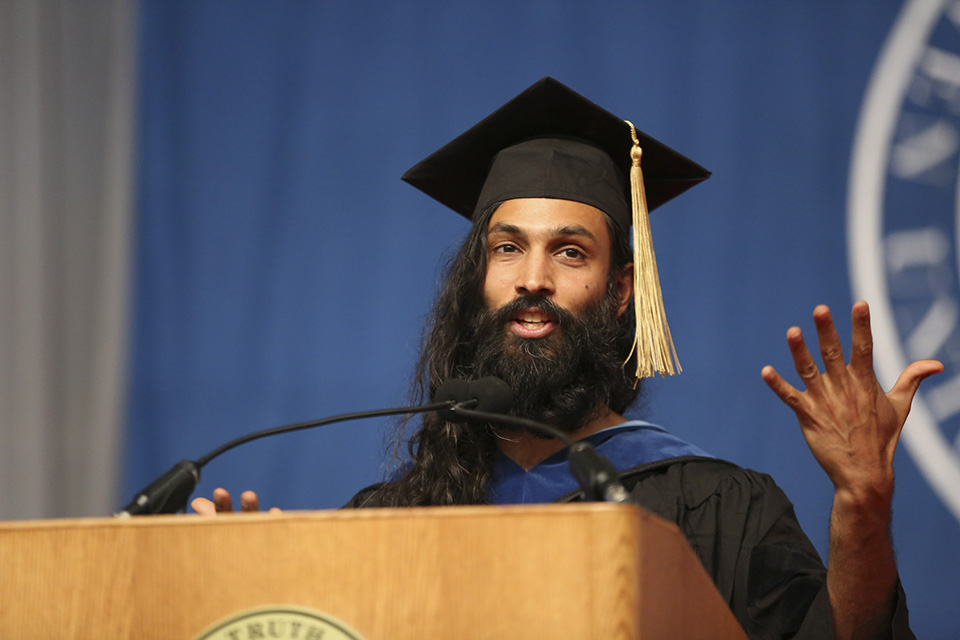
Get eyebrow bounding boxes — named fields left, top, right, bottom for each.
left=487, top=222, right=598, bottom=244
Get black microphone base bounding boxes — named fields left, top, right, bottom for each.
left=117, top=460, right=200, bottom=516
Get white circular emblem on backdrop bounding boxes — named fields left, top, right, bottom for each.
left=849, top=0, right=960, bottom=523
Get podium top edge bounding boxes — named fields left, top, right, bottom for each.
left=0, top=502, right=666, bottom=531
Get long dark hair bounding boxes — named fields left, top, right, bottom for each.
left=377, top=205, right=640, bottom=506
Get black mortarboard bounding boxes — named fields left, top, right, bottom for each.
left=402, top=77, right=709, bottom=226
left=402, top=77, right=711, bottom=379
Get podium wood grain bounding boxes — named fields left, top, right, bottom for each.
left=0, top=503, right=747, bottom=639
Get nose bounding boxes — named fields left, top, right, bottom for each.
left=515, top=253, right=555, bottom=296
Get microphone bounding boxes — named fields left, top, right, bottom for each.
left=434, top=376, right=513, bottom=421
left=117, top=376, right=630, bottom=516
left=438, top=376, right=632, bottom=504
left=567, top=442, right=632, bottom=503
left=433, top=378, right=471, bottom=421
left=469, top=377, right=513, bottom=415
left=116, top=460, right=200, bottom=517
left=117, top=398, right=459, bottom=517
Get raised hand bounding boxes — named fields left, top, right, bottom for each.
left=761, top=301, right=942, bottom=640
left=760, top=301, right=942, bottom=497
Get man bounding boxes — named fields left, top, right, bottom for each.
left=195, top=78, right=941, bottom=640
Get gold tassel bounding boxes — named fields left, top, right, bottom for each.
left=624, top=121, right=680, bottom=379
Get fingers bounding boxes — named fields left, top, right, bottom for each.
left=786, top=326, right=823, bottom=391
left=813, top=305, right=847, bottom=379
left=786, top=303, right=877, bottom=385
left=848, top=301, right=874, bottom=377
left=191, top=496, right=217, bottom=515
left=191, top=488, right=273, bottom=515
left=761, top=365, right=805, bottom=412
left=240, top=490, right=260, bottom=513
left=213, top=487, right=234, bottom=512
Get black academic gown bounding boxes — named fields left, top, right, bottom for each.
left=345, top=456, right=915, bottom=640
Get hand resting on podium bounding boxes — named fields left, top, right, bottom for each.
left=191, top=487, right=282, bottom=515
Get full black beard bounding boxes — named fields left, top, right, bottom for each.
left=458, top=287, right=632, bottom=433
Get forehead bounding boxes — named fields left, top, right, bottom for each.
left=485, top=198, right=612, bottom=244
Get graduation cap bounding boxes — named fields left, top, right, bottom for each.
left=402, top=77, right=710, bottom=379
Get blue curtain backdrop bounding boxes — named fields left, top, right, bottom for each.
left=127, top=2, right=959, bottom=637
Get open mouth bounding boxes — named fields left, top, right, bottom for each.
left=510, top=308, right=557, bottom=338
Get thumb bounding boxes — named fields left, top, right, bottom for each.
left=191, top=496, right=217, bottom=516
left=888, top=359, right=944, bottom=416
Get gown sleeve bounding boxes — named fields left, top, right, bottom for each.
left=622, top=459, right=914, bottom=640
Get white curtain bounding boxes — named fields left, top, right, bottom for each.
left=0, top=0, right=136, bottom=519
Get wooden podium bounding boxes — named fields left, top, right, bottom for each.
left=0, top=503, right=747, bottom=639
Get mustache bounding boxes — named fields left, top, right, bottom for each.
left=464, top=289, right=631, bottom=433
left=488, top=294, right=577, bottom=329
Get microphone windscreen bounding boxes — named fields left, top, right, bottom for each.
left=434, top=378, right=471, bottom=403
left=433, top=378, right=471, bottom=422
left=469, top=377, right=514, bottom=415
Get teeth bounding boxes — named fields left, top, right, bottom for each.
left=517, top=312, right=549, bottom=324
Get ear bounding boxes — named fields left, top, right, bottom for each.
left=614, top=263, right=633, bottom=318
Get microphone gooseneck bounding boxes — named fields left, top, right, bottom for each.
left=117, top=400, right=455, bottom=517
left=117, top=376, right=632, bottom=516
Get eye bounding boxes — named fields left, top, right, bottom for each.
left=557, top=247, right=585, bottom=260
left=492, top=243, right=520, bottom=254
